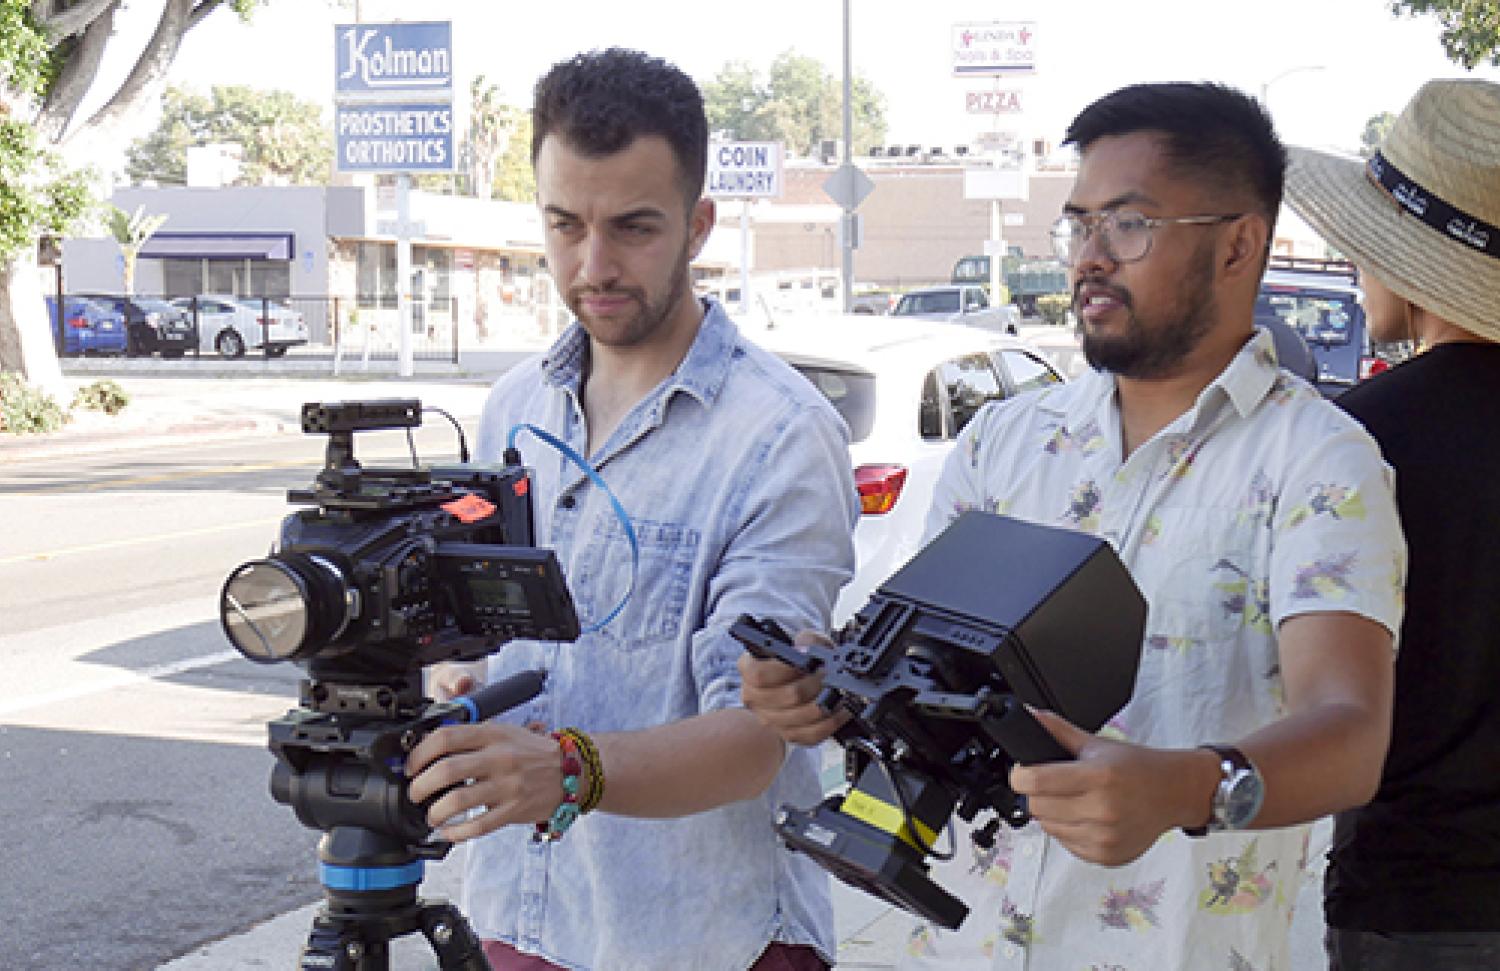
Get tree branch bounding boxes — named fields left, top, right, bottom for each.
left=63, top=0, right=222, bottom=149
left=33, top=0, right=117, bottom=43
left=37, top=2, right=119, bottom=142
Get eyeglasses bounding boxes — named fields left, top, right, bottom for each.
left=1049, top=209, right=1243, bottom=266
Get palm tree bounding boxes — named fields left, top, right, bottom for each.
left=105, top=205, right=168, bottom=294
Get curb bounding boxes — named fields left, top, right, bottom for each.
left=0, top=413, right=293, bottom=463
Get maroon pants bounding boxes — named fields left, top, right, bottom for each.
left=481, top=939, right=829, bottom=970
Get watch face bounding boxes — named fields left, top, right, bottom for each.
left=1222, top=770, right=1265, bottom=829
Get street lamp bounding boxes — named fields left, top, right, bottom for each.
left=1260, top=65, right=1326, bottom=106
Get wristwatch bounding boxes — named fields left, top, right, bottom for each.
left=1182, top=744, right=1264, bottom=837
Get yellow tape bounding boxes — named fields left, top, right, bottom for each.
left=841, top=788, right=939, bottom=850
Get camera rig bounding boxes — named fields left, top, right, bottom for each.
left=219, top=399, right=582, bottom=969
left=732, top=511, right=1146, bottom=930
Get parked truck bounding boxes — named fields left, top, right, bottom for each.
left=951, top=254, right=1070, bottom=317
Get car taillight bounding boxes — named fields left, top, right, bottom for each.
left=854, top=464, right=908, bottom=515
left=1360, top=356, right=1389, bottom=380
left=67, top=315, right=88, bottom=329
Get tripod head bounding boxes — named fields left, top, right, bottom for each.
left=270, top=671, right=546, bottom=970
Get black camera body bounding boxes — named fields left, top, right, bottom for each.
left=733, top=511, right=1146, bottom=930
left=221, top=399, right=578, bottom=689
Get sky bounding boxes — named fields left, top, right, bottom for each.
left=89, top=0, right=1500, bottom=166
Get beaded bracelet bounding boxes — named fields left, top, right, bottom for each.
left=533, top=731, right=582, bottom=842
left=561, top=727, right=606, bottom=815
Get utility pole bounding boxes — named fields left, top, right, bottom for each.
left=840, top=0, right=854, bottom=312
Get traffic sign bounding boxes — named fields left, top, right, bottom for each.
left=823, top=163, right=875, bottom=210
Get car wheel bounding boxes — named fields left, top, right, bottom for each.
left=161, top=349, right=186, bottom=359
left=125, top=327, right=145, bottom=357
left=216, top=329, right=246, bottom=359
left=266, top=346, right=289, bottom=358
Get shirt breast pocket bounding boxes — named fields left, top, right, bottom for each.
left=575, top=515, right=701, bottom=652
left=1142, top=507, right=1266, bottom=649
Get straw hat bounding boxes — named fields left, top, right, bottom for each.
left=1285, top=78, right=1500, bottom=341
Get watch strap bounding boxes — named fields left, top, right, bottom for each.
left=1181, top=744, right=1252, bottom=838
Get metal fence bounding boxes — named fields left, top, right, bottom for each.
left=50, top=291, right=576, bottom=369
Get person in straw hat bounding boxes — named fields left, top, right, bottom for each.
left=1287, top=77, right=1500, bottom=971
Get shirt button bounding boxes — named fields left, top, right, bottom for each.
left=559, top=494, right=576, bottom=509
left=1021, top=843, right=1036, bottom=857
left=1003, top=944, right=1017, bottom=959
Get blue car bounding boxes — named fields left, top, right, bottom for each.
left=44, top=296, right=129, bottom=356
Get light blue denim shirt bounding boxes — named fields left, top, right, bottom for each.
left=464, top=299, right=858, bottom=971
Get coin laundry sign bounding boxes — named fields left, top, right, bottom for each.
left=706, top=142, right=784, bottom=198
left=951, top=22, right=1038, bottom=76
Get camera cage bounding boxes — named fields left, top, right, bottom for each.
left=733, top=511, right=1147, bottom=929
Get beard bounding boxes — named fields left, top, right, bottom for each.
left=564, top=239, right=695, bottom=349
left=1079, top=241, right=1218, bottom=379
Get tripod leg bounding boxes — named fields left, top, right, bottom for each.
left=300, top=907, right=393, bottom=971
left=419, top=900, right=493, bottom=971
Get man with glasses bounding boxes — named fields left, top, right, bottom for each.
left=741, top=82, right=1405, bottom=970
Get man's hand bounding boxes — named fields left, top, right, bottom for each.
left=737, top=630, right=850, bottom=746
left=405, top=721, right=566, bottom=842
left=426, top=661, right=484, bottom=702
left=1008, top=709, right=1218, bottom=867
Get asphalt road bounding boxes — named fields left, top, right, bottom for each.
left=0, top=423, right=476, bottom=969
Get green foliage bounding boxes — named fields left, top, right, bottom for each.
left=1036, top=293, right=1072, bottom=327
left=0, top=370, right=68, bottom=434
left=1360, top=112, right=1398, bottom=158
left=72, top=379, right=130, bottom=416
left=0, top=118, right=91, bottom=259
left=493, top=111, right=535, bottom=202
left=0, top=0, right=51, bottom=97
left=125, top=84, right=333, bottom=186
left=1392, top=0, right=1500, bottom=68
left=703, top=51, right=888, bottom=156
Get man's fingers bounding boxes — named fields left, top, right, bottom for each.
left=792, top=629, right=834, bottom=649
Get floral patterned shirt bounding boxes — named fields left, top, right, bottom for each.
left=902, top=329, right=1406, bottom=971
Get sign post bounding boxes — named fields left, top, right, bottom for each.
left=334, top=20, right=454, bottom=377
left=954, top=20, right=1038, bottom=304
left=706, top=141, right=784, bottom=315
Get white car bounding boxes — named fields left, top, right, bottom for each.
left=171, top=294, right=309, bottom=359
left=745, top=312, right=1065, bottom=625
left=891, top=284, right=1022, bottom=334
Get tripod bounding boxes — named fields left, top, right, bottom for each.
left=298, top=827, right=489, bottom=970
left=268, top=671, right=547, bottom=971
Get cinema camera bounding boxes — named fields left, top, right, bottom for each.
left=219, top=399, right=580, bottom=970
left=732, top=512, right=1146, bottom=931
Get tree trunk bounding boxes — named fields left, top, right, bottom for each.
left=0, top=249, right=65, bottom=395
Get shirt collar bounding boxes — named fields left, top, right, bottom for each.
left=1059, top=326, right=1282, bottom=433
left=539, top=297, right=738, bottom=408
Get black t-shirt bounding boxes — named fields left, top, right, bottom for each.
left=1327, top=342, right=1500, bottom=931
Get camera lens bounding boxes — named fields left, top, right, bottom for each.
left=221, top=554, right=354, bottom=663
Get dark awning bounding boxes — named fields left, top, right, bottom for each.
left=139, top=232, right=294, bottom=261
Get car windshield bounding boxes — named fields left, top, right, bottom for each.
left=1257, top=286, right=1360, bottom=347
left=898, top=291, right=961, bottom=314
left=790, top=365, right=877, bottom=443
left=133, top=298, right=179, bottom=314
